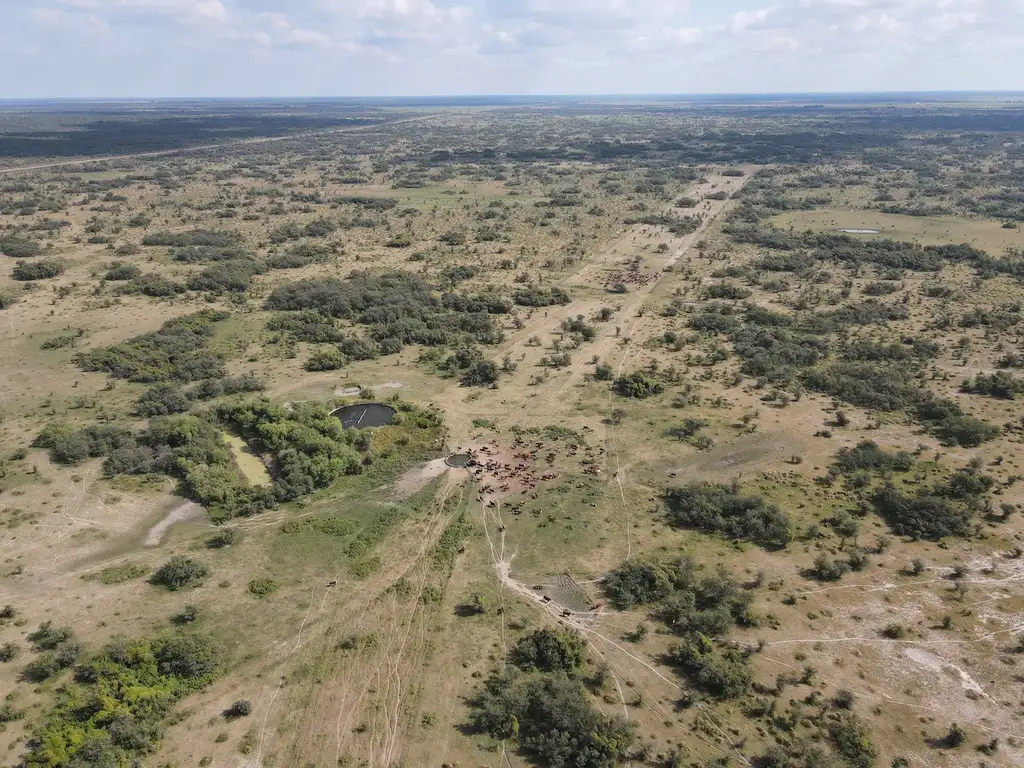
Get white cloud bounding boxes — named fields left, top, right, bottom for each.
left=729, top=8, right=770, bottom=33
left=6, top=0, right=1024, bottom=96
left=58, top=0, right=228, bottom=24
left=28, top=7, right=65, bottom=24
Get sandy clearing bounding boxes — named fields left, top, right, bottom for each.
left=144, top=499, right=205, bottom=547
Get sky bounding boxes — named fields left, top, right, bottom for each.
left=1, top=0, right=1023, bottom=98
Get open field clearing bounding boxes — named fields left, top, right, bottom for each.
left=770, top=209, right=1021, bottom=253
left=0, top=98, right=1023, bottom=768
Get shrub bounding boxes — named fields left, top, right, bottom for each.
left=172, top=245, right=249, bottom=264
left=828, top=710, right=879, bottom=767
left=944, top=723, right=967, bottom=748
left=305, top=347, right=347, bottom=372
left=0, top=642, right=20, bottom=662
left=105, top=262, right=142, bottom=281
left=671, top=634, right=752, bottom=699
left=224, top=700, right=252, bottom=719
left=97, top=562, right=148, bottom=585
left=460, top=360, right=500, bottom=387
left=22, top=644, right=81, bottom=681
left=0, top=234, right=42, bottom=258
left=512, top=285, right=571, bottom=307
left=594, top=362, right=614, bottom=380
left=663, top=481, right=791, bottom=548
left=871, top=484, right=974, bottom=540
left=186, top=259, right=265, bottom=293
left=12, top=258, right=64, bottom=281
left=438, top=230, right=466, bottom=246
left=704, top=282, right=752, bottom=300
left=267, top=242, right=331, bottom=269
left=603, top=561, right=671, bottom=609
left=151, top=556, right=209, bottom=591
left=832, top=440, right=913, bottom=475
left=28, top=620, right=75, bottom=651
left=27, top=633, right=222, bottom=767
left=205, top=530, right=236, bottom=548
left=613, top=371, right=665, bottom=399
left=265, top=270, right=504, bottom=353
left=189, top=373, right=265, bottom=400
left=135, top=384, right=192, bottom=416
left=509, top=629, right=587, bottom=674
left=35, top=423, right=135, bottom=465
left=961, top=371, right=1024, bottom=400
left=810, top=554, right=851, bottom=581
left=130, top=273, right=186, bottom=297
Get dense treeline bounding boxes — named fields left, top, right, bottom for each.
left=726, top=222, right=1021, bottom=278
left=25, top=632, right=223, bottom=767
left=0, top=111, right=381, bottom=158
left=265, top=270, right=505, bottom=357
left=961, top=371, right=1024, bottom=399
left=75, top=310, right=228, bottom=383
left=469, top=628, right=636, bottom=768
left=142, top=229, right=242, bottom=248
left=805, top=363, right=999, bottom=447
left=605, top=556, right=760, bottom=700
left=134, top=374, right=265, bottom=416
left=36, top=397, right=443, bottom=520
left=663, top=481, right=792, bottom=548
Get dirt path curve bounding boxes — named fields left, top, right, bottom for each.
left=0, top=114, right=437, bottom=175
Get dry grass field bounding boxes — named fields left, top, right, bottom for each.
left=0, top=98, right=1022, bottom=768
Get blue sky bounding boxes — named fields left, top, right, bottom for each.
left=1, top=0, right=1022, bottom=98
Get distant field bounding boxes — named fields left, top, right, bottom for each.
left=770, top=209, right=1022, bottom=252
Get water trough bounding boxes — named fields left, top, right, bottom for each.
left=333, top=402, right=397, bottom=430
left=445, top=453, right=472, bottom=468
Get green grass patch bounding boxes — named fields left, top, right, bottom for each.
left=88, top=562, right=148, bottom=585
left=247, top=578, right=279, bottom=596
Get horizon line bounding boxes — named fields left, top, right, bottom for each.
left=3, top=89, right=1024, bottom=103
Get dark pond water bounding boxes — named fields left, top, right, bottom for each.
left=333, top=403, right=397, bottom=429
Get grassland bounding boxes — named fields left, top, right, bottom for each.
left=0, top=99, right=1022, bottom=768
